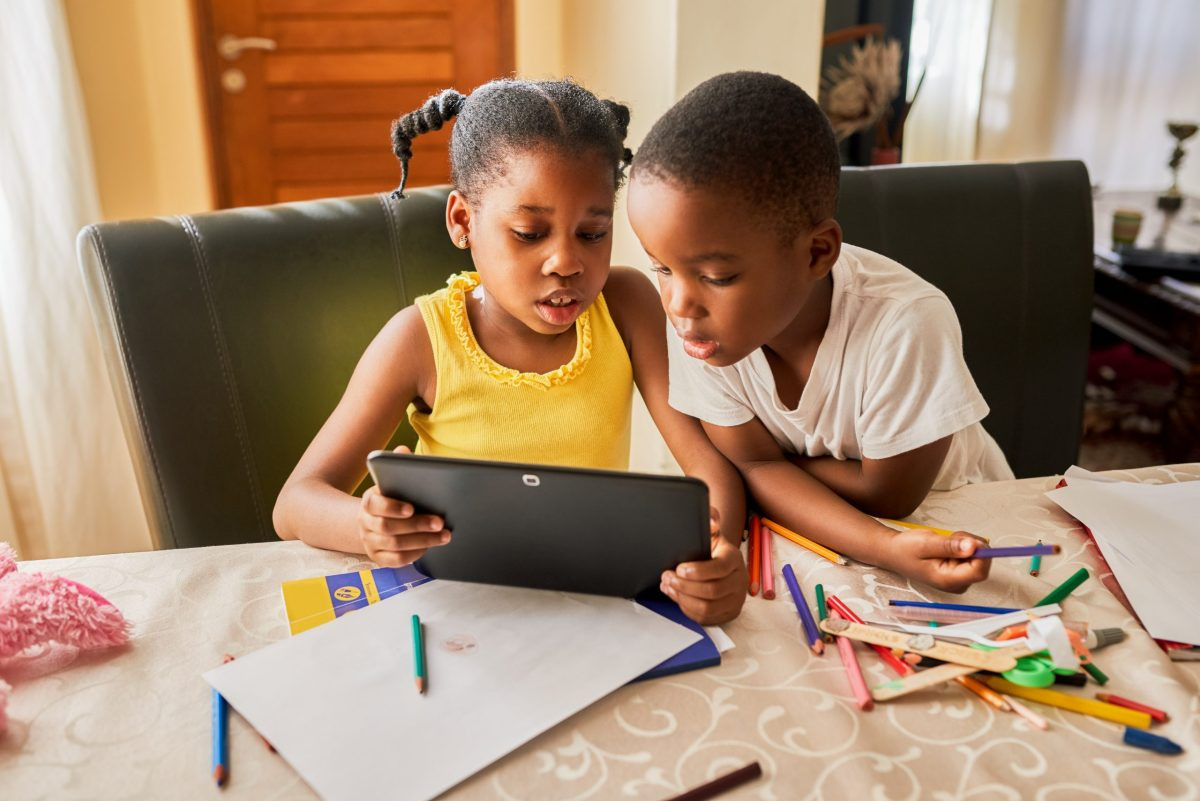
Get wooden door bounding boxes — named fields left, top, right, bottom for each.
left=193, top=0, right=513, bottom=208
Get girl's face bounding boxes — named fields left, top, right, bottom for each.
left=447, top=147, right=616, bottom=338
left=626, top=174, right=840, bottom=367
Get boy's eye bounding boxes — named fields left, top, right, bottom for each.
left=578, top=230, right=608, bottom=242
left=702, top=274, right=736, bottom=287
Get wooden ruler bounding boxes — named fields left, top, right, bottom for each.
left=819, top=618, right=1024, bottom=673
left=870, top=649, right=1036, bottom=702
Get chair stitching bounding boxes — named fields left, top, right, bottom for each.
left=179, top=215, right=271, bottom=538
left=378, top=193, right=408, bottom=303
left=92, top=227, right=178, bottom=548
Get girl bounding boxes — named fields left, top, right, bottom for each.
left=273, top=79, right=746, bottom=624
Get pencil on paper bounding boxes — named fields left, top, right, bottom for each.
left=412, top=613, right=426, bottom=694
left=760, top=517, right=847, bottom=565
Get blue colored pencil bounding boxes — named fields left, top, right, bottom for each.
left=782, top=564, right=823, bottom=655
left=889, top=600, right=1019, bottom=614
left=972, top=544, right=1060, bottom=559
left=212, top=685, right=229, bottom=786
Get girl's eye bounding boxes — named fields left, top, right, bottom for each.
left=648, top=265, right=671, bottom=277
left=512, top=230, right=544, bottom=242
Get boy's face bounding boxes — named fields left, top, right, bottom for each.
left=447, top=147, right=616, bottom=337
left=627, top=175, right=839, bottom=367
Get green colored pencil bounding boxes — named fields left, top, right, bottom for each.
left=412, top=613, right=426, bottom=694
left=1036, top=567, right=1089, bottom=607
left=1029, top=540, right=1043, bottom=576
left=815, top=583, right=832, bottom=643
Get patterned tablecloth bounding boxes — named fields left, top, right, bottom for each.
left=3, top=466, right=1199, bottom=800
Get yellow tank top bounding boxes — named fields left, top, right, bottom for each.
left=408, top=272, right=633, bottom=469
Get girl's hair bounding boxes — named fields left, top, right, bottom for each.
left=389, top=78, right=633, bottom=200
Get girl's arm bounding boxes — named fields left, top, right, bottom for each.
left=605, top=267, right=747, bottom=624
left=272, top=306, right=449, bottom=561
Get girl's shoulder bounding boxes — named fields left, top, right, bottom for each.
left=601, top=266, right=665, bottom=347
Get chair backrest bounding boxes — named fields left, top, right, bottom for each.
left=79, top=187, right=467, bottom=549
left=837, top=160, right=1094, bottom=479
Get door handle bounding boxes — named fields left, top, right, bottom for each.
left=218, top=35, right=277, bottom=60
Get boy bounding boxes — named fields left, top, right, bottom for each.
left=630, top=72, right=1013, bottom=594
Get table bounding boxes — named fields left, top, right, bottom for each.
left=1092, top=191, right=1200, bottom=460
left=4, top=466, right=1200, bottom=801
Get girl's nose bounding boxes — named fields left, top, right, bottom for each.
left=543, top=238, right=584, bottom=277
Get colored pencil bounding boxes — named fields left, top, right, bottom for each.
left=662, top=761, right=763, bottom=801
left=983, top=677, right=1152, bottom=728
left=1005, top=695, right=1050, bottom=730
left=815, top=583, right=833, bottom=643
left=760, top=523, right=776, bottom=600
left=879, top=517, right=955, bottom=537
left=782, top=564, right=823, bottom=655
left=748, top=514, right=761, bottom=597
left=1035, top=567, right=1089, bottom=607
left=1029, top=540, right=1043, bottom=576
left=212, top=655, right=233, bottom=787
left=831, top=611, right=873, bottom=710
left=220, top=654, right=275, bottom=752
left=1096, top=692, right=1169, bottom=723
left=1081, top=660, right=1109, bottom=685
left=1123, top=728, right=1183, bottom=756
left=955, top=675, right=1011, bottom=711
left=890, top=606, right=1001, bottom=624
left=412, top=613, right=426, bottom=694
left=826, top=594, right=914, bottom=677
left=888, top=600, right=1019, bottom=615
left=760, top=517, right=848, bottom=565
left=972, top=544, right=1060, bottom=558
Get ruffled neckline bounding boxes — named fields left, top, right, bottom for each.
left=444, top=272, right=593, bottom=388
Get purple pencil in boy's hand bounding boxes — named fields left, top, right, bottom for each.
left=971, top=544, right=1061, bottom=559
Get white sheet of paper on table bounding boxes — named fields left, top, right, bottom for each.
left=204, top=579, right=701, bottom=801
left=1047, top=467, right=1200, bottom=644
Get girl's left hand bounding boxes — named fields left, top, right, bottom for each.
left=660, top=510, right=748, bottom=625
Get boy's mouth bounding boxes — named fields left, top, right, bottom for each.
left=677, top=331, right=719, bottom=360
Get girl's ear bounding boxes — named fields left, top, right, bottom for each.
left=446, top=190, right=473, bottom=247
left=804, top=218, right=843, bottom=278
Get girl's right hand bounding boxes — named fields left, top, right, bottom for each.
left=358, top=445, right=452, bottom=566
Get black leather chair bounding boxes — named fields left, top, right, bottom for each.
left=838, top=161, right=1093, bottom=480
left=78, top=161, right=1092, bottom=550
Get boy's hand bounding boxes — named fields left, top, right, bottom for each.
left=358, top=446, right=451, bottom=567
left=880, top=528, right=991, bottom=593
left=660, top=510, right=748, bottom=625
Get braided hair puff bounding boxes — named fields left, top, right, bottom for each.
left=389, top=79, right=632, bottom=202
left=390, top=89, right=466, bottom=199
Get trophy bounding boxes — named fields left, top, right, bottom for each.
left=1154, top=121, right=1198, bottom=249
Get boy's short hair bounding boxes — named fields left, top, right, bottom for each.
left=633, top=71, right=840, bottom=238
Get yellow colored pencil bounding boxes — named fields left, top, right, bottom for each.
left=983, top=677, right=1151, bottom=729
left=760, top=518, right=848, bottom=566
left=879, top=518, right=955, bottom=537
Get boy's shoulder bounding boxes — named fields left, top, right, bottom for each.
left=837, top=243, right=946, bottom=306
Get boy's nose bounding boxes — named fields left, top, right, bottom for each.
left=665, top=284, right=702, bottom=320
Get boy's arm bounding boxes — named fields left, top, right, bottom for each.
left=786, top=436, right=953, bottom=519
left=704, top=417, right=991, bottom=593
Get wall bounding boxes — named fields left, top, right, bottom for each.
left=64, top=0, right=212, bottom=221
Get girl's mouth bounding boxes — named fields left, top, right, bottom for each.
left=535, top=296, right=582, bottom=326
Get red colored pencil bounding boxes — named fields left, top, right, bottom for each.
left=825, top=594, right=914, bottom=676
left=748, top=514, right=762, bottom=596
left=1095, top=692, right=1169, bottom=723
left=760, top=524, right=776, bottom=600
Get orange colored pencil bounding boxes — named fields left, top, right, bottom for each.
left=957, top=675, right=1012, bottom=711
left=748, top=514, right=761, bottom=596
left=760, top=524, right=776, bottom=600
left=761, top=517, right=848, bottom=565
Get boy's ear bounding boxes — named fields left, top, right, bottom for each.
left=803, top=218, right=843, bottom=278
left=446, top=190, right=473, bottom=245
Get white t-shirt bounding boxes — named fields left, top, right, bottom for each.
left=667, top=244, right=1013, bottom=490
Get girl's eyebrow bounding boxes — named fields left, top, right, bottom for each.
left=508, top=204, right=613, bottom=219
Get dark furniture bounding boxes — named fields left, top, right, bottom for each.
left=79, top=161, right=1095, bottom=550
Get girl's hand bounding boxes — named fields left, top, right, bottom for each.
left=879, top=529, right=991, bottom=593
left=659, top=510, right=748, bottom=625
left=358, top=446, right=452, bottom=567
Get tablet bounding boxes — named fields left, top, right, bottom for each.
left=366, top=451, right=711, bottom=597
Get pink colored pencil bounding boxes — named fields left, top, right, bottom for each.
left=760, top=524, right=776, bottom=600
left=831, top=611, right=873, bottom=710
left=826, top=594, right=914, bottom=677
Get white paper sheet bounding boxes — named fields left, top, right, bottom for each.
left=204, top=580, right=701, bottom=801
left=1047, top=469, right=1200, bottom=644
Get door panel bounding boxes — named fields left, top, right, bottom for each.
left=194, top=0, right=513, bottom=207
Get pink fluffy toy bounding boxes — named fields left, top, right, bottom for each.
left=0, top=542, right=130, bottom=734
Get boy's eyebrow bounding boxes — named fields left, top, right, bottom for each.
left=509, top=204, right=613, bottom=219
left=685, top=250, right=737, bottom=264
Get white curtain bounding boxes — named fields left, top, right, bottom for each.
left=902, top=0, right=994, bottom=164
left=0, top=1, right=150, bottom=559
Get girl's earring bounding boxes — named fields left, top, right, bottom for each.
left=457, top=234, right=469, bottom=249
